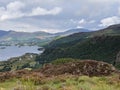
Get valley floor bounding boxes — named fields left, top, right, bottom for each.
left=0, top=74, right=120, bottom=90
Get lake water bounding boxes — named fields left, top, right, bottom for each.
left=0, top=46, right=43, bottom=61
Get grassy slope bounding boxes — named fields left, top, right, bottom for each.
left=0, top=75, right=120, bottom=90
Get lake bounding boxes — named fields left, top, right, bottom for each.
left=0, top=46, right=43, bottom=61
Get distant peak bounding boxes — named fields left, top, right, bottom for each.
left=8, top=30, right=15, bottom=32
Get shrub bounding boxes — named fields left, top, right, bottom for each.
left=51, top=58, right=77, bottom=65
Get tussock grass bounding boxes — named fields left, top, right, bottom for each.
left=0, top=74, right=120, bottom=90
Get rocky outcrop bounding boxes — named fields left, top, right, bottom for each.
left=116, top=51, right=120, bottom=63
left=0, top=60, right=118, bottom=82
left=41, top=60, right=116, bottom=76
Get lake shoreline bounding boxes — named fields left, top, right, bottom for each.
left=0, top=45, right=44, bottom=61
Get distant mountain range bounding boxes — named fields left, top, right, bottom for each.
left=0, top=28, right=90, bottom=40
left=0, top=30, right=52, bottom=41
left=1, top=24, right=120, bottom=42
left=0, top=28, right=91, bottom=46
left=0, top=24, right=120, bottom=46
left=0, top=30, right=10, bottom=37
left=55, top=28, right=90, bottom=36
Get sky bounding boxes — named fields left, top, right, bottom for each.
left=0, top=0, right=120, bottom=33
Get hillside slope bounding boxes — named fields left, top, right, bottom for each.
left=38, top=35, right=120, bottom=64
left=36, top=24, right=120, bottom=65
left=0, top=30, right=52, bottom=41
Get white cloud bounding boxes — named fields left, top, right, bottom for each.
left=40, top=28, right=61, bottom=33
left=70, top=19, right=77, bottom=23
left=76, top=26, right=84, bottom=28
left=49, top=7, right=62, bottom=15
left=0, top=1, right=25, bottom=21
left=78, top=19, right=95, bottom=25
left=78, top=19, right=86, bottom=24
left=29, top=7, right=62, bottom=16
left=6, top=1, right=25, bottom=11
left=77, top=19, right=86, bottom=28
left=88, top=0, right=120, bottom=3
left=0, top=12, right=24, bottom=21
left=99, top=16, right=120, bottom=27
left=77, top=19, right=95, bottom=28
left=0, top=1, right=62, bottom=21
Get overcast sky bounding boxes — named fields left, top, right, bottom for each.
left=0, top=0, right=120, bottom=33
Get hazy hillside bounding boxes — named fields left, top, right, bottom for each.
left=0, top=30, right=9, bottom=37
left=0, top=30, right=52, bottom=41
